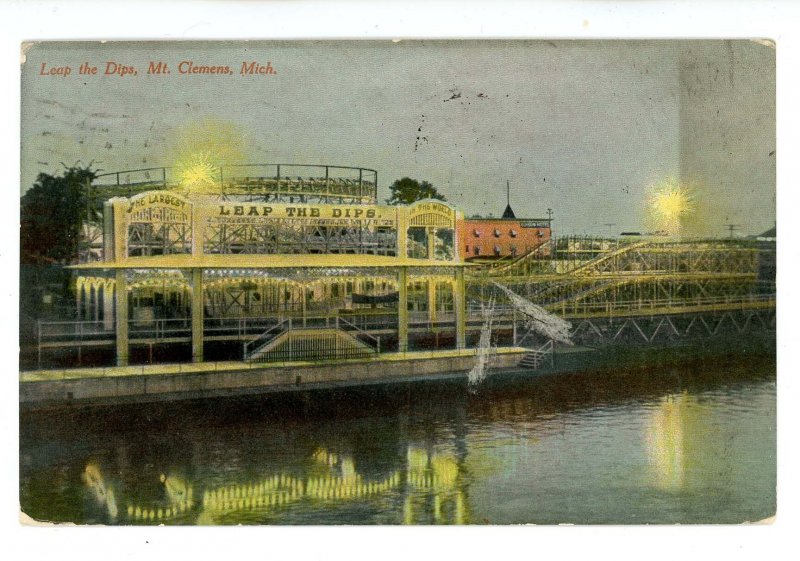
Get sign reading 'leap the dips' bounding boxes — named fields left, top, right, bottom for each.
left=213, top=203, right=395, bottom=222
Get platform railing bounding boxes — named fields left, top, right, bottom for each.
left=203, top=316, right=280, bottom=338
left=37, top=319, right=115, bottom=344
left=128, top=318, right=192, bottom=340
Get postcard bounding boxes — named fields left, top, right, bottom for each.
left=18, top=40, right=775, bottom=525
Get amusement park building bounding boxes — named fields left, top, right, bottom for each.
left=69, top=165, right=477, bottom=366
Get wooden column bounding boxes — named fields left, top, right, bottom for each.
left=103, top=201, right=115, bottom=261
left=93, top=285, right=100, bottom=322
left=76, top=280, right=84, bottom=320
left=427, top=280, right=437, bottom=323
left=454, top=268, right=466, bottom=350
left=397, top=207, right=408, bottom=257
left=83, top=284, right=92, bottom=320
left=113, top=201, right=127, bottom=263
left=427, top=227, right=436, bottom=259
left=301, top=282, right=307, bottom=327
left=103, top=282, right=115, bottom=331
left=191, top=268, right=204, bottom=363
left=115, top=270, right=128, bottom=366
left=398, top=267, right=408, bottom=353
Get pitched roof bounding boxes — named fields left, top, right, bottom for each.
left=759, top=226, right=776, bottom=238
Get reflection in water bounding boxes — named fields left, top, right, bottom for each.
left=24, top=356, right=775, bottom=525
left=82, top=462, right=118, bottom=520
left=161, top=473, right=192, bottom=505
left=88, top=446, right=458, bottom=525
left=646, top=393, right=690, bottom=489
left=125, top=472, right=194, bottom=522
left=404, top=447, right=465, bottom=524
left=645, top=391, right=728, bottom=494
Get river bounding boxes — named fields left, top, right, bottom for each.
left=19, top=355, right=776, bottom=525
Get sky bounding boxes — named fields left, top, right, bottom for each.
left=20, top=40, right=775, bottom=236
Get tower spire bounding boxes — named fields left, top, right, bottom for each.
left=502, top=180, right=516, bottom=219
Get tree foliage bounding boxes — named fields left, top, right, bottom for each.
left=385, top=177, right=446, bottom=205
left=20, top=166, right=96, bottom=264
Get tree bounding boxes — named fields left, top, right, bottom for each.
left=20, top=166, right=97, bottom=264
left=385, top=177, right=446, bottom=205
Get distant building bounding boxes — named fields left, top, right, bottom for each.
left=754, top=226, right=776, bottom=284
left=756, top=226, right=776, bottom=242
left=457, top=204, right=551, bottom=261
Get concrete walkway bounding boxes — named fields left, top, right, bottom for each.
left=20, top=347, right=528, bottom=383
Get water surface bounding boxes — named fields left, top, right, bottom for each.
left=20, top=356, right=776, bottom=525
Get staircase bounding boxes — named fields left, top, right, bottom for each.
left=244, top=318, right=380, bottom=363
left=518, top=340, right=554, bottom=370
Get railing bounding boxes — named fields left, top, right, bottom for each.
left=518, top=340, right=555, bottom=370
left=466, top=293, right=775, bottom=321
left=407, top=316, right=457, bottom=333
left=338, top=311, right=399, bottom=332
left=247, top=343, right=377, bottom=364
left=35, top=313, right=400, bottom=349
left=204, top=301, right=402, bottom=319
left=243, top=319, right=292, bottom=360
left=92, top=164, right=378, bottom=203
left=551, top=293, right=776, bottom=318
left=94, top=167, right=169, bottom=190
left=338, top=317, right=381, bottom=353
left=38, top=320, right=115, bottom=344
left=466, top=304, right=515, bottom=315
left=246, top=326, right=379, bottom=364
left=128, top=318, right=191, bottom=340
left=203, top=316, right=282, bottom=338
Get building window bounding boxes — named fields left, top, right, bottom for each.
left=538, top=230, right=544, bottom=237
left=494, top=245, right=501, bottom=256
left=494, top=229, right=501, bottom=237
left=473, top=229, right=481, bottom=237
left=465, top=245, right=470, bottom=254
left=474, top=246, right=480, bottom=256
left=510, top=246, right=517, bottom=257
left=510, top=229, right=517, bottom=237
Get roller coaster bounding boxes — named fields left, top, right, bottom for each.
left=89, top=164, right=379, bottom=205
left=467, top=234, right=775, bottom=350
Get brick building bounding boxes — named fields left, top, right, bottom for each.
left=457, top=203, right=552, bottom=261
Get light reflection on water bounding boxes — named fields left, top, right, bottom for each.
left=20, top=358, right=776, bottom=525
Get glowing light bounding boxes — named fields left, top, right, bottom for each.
left=647, top=179, right=696, bottom=236
left=168, top=118, right=248, bottom=195
left=176, top=152, right=219, bottom=193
